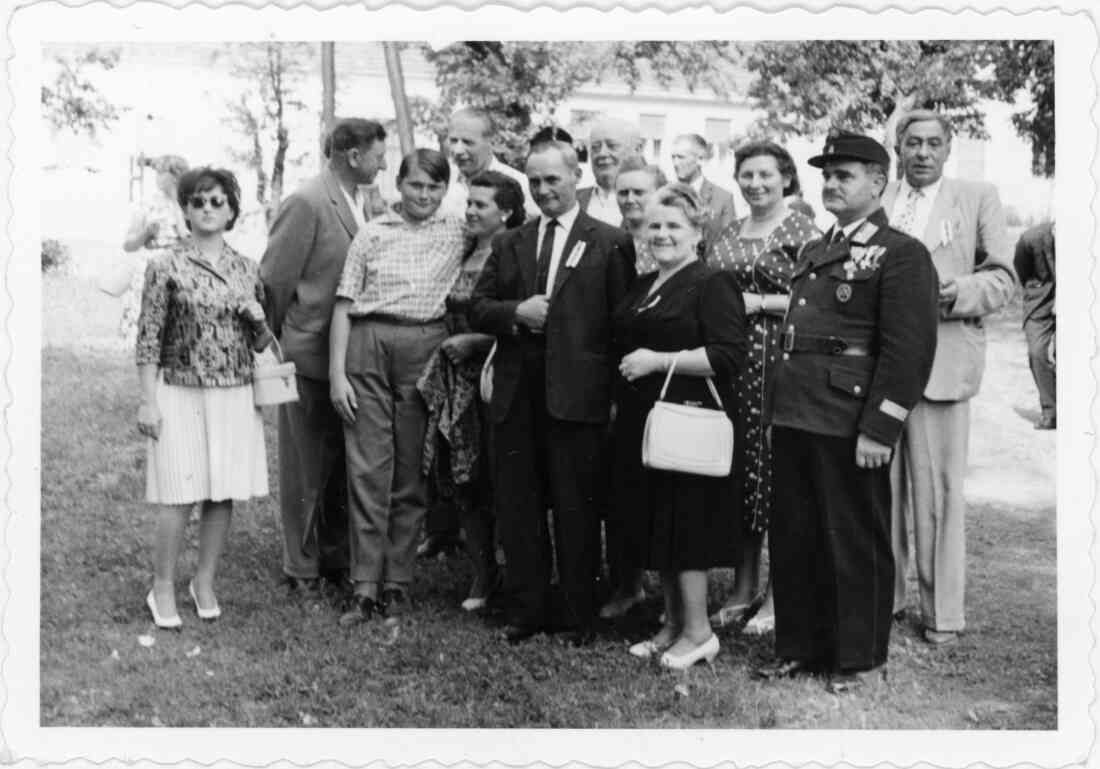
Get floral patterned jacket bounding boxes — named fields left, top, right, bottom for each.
left=136, top=241, right=273, bottom=387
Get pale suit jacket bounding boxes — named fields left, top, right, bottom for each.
left=882, top=177, right=1017, bottom=402
left=260, top=169, right=365, bottom=381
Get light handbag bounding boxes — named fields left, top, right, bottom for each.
left=641, top=351, right=734, bottom=478
left=480, top=340, right=497, bottom=404
left=253, top=338, right=299, bottom=407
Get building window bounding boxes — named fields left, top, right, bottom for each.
left=639, top=113, right=667, bottom=161
left=705, top=118, right=732, bottom=161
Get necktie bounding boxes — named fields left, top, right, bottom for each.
left=895, top=187, right=924, bottom=236
left=535, top=218, right=559, bottom=294
left=830, top=227, right=846, bottom=246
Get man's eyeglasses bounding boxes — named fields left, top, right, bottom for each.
left=188, top=194, right=227, bottom=210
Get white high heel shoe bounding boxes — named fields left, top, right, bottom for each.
left=188, top=580, right=221, bottom=621
left=146, top=590, right=182, bottom=630
left=659, top=634, right=720, bottom=670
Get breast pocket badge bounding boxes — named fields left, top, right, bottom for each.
left=836, top=283, right=853, bottom=303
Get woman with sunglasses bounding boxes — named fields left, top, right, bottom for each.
left=136, top=166, right=273, bottom=629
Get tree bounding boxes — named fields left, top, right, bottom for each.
left=417, top=41, right=744, bottom=168
left=41, top=46, right=124, bottom=139
left=984, top=40, right=1054, bottom=177
left=218, top=42, right=313, bottom=224
left=741, top=40, right=1054, bottom=177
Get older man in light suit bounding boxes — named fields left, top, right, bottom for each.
left=883, top=109, right=1016, bottom=644
left=260, top=118, right=388, bottom=600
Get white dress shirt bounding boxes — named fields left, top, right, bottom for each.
left=340, top=184, right=368, bottom=231
left=536, top=202, right=581, bottom=295
left=585, top=185, right=622, bottom=227
left=890, top=176, right=943, bottom=238
left=438, top=157, right=538, bottom=219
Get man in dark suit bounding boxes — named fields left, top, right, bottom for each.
left=757, top=131, right=938, bottom=693
left=1015, top=220, right=1056, bottom=429
left=260, top=118, right=388, bottom=600
left=469, top=139, right=636, bottom=644
left=670, top=133, right=737, bottom=250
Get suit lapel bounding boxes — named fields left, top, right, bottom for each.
left=517, top=219, right=540, bottom=296
left=550, top=214, right=590, bottom=298
left=920, top=178, right=955, bottom=254
left=699, top=179, right=714, bottom=207
left=881, top=181, right=899, bottom=217
left=323, top=170, right=359, bottom=240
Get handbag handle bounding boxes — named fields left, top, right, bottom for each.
left=657, top=350, right=725, bottom=409
left=264, top=335, right=285, bottom=364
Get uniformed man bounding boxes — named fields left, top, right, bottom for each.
left=755, top=131, right=939, bottom=693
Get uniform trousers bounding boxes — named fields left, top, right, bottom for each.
left=277, top=376, right=349, bottom=579
left=890, top=398, right=970, bottom=632
left=493, top=342, right=603, bottom=630
left=1024, top=315, right=1056, bottom=419
left=771, top=426, right=893, bottom=671
left=344, top=318, right=448, bottom=589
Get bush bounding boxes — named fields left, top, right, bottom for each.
left=42, top=238, right=70, bottom=274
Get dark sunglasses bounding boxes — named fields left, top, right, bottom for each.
left=188, top=194, right=227, bottom=210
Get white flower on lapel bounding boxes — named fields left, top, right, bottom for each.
left=565, top=241, right=588, bottom=269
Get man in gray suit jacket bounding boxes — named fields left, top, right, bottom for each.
left=883, top=110, right=1016, bottom=645
left=260, top=118, right=388, bottom=599
left=671, top=133, right=737, bottom=251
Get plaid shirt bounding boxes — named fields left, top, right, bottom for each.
left=336, top=206, right=467, bottom=321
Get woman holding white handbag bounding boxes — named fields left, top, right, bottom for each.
left=610, top=184, right=747, bottom=670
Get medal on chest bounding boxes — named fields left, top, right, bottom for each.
left=836, top=283, right=853, bottom=303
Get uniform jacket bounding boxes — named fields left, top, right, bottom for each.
left=882, top=177, right=1016, bottom=401
left=1014, top=221, right=1055, bottom=323
left=468, top=209, right=637, bottom=425
left=766, top=207, right=939, bottom=446
left=698, top=178, right=737, bottom=253
left=260, top=169, right=366, bottom=381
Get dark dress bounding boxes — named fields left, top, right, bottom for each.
left=610, top=261, right=748, bottom=571
left=706, top=210, right=820, bottom=533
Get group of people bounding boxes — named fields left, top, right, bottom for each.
left=129, top=101, right=1049, bottom=694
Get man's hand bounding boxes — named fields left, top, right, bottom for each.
left=238, top=299, right=266, bottom=324
left=441, top=333, right=487, bottom=365
left=619, top=348, right=666, bottom=382
left=330, top=374, right=358, bottom=425
left=939, top=278, right=959, bottom=305
left=855, top=433, right=892, bottom=469
left=515, top=295, right=550, bottom=331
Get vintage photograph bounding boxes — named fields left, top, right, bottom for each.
left=35, top=33, right=1058, bottom=732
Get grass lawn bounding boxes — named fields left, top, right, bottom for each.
left=39, top=274, right=1056, bottom=728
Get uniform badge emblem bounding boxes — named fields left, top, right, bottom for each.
left=836, top=283, right=853, bottom=303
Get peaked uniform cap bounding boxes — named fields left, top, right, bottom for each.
left=809, top=130, right=890, bottom=168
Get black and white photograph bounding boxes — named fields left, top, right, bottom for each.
left=2, top=1, right=1092, bottom=765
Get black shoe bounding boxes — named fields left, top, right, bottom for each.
left=338, top=595, right=380, bottom=627
left=416, top=533, right=463, bottom=560
left=1035, top=414, right=1056, bottom=430
left=502, top=623, right=542, bottom=644
left=282, top=575, right=322, bottom=599
left=825, top=666, right=886, bottom=694
left=752, top=658, right=820, bottom=680
left=380, top=588, right=411, bottom=619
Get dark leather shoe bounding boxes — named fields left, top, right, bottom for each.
left=282, top=575, right=322, bottom=599
left=1035, top=414, right=1056, bottom=430
left=826, top=666, right=886, bottom=694
left=753, top=658, right=818, bottom=680
left=416, top=533, right=463, bottom=560
left=338, top=595, right=380, bottom=627
left=502, top=623, right=541, bottom=644
left=381, top=588, right=411, bottom=619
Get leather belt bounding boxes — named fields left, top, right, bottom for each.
left=780, top=329, right=872, bottom=357
left=355, top=313, right=445, bottom=326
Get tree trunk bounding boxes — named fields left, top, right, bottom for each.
left=383, top=43, right=415, bottom=155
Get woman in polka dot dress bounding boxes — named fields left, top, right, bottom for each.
left=706, top=141, right=820, bottom=635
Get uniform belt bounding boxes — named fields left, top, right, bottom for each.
left=780, top=329, right=873, bottom=357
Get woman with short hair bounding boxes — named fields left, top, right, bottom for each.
left=612, top=184, right=747, bottom=668
left=136, top=166, right=272, bottom=628
left=330, top=148, right=468, bottom=625
left=418, top=169, right=526, bottom=611
left=706, top=140, right=821, bottom=635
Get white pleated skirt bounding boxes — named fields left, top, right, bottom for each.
left=146, top=380, right=269, bottom=505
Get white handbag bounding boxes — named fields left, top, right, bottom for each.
left=641, top=351, right=734, bottom=478
left=479, top=340, right=497, bottom=404
left=252, top=338, right=299, bottom=407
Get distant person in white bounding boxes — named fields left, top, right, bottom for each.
left=578, top=116, right=644, bottom=227
left=439, top=107, right=537, bottom=219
